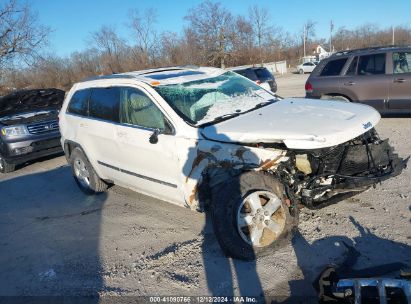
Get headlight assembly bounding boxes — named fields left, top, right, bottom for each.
left=1, top=125, right=29, bottom=138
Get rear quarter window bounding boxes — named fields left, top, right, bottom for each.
left=67, top=89, right=90, bottom=116
left=320, top=58, right=348, bottom=76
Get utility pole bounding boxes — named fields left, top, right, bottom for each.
left=303, top=23, right=307, bottom=58
left=329, top=20, right=334, bottom=52
left=392, top=26, right=395, bottom=45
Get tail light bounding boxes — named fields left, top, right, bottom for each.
left=255, top=80, right=261, bottom=85
left=305, top=81, right=313, bottom=93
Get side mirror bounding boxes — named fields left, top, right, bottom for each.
left=149, top=129, right=160, bottom=144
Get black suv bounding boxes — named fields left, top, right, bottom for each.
left=229, top=66, right=277, bottom=92
left=305, top=46, right=411, bottom=113
left=0, top=89, right=65, bottom=173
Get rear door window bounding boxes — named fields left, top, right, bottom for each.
left=89, top=87, right=120, bottom=122
left=358, top=53, right=386, bottom=75
left=320, top=58, right=348, bottom=76
left=67, top=89, right=90, bottom=116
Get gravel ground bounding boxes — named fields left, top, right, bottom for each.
left=0, top=73, right=410, bottom=301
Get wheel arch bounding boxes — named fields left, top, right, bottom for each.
left=182, top=141, right=289, bottom=211
left=321, top=93, right=353, bottom=102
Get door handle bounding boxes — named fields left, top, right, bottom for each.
left=117, top=131, right=127, bottom=137
left=344, top=81, right=355, bottom=86
left=79, top=123, right=88, bottom=128
left=394, top=78, right=406, bottom=83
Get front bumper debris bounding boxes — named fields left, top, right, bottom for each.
left=283, top=129, right=408, bottom=209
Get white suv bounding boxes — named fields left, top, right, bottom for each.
left=297, top=61, right=317, bottom=74
left=59, top=67, right=405, bottom=260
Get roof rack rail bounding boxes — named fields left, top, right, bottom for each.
left=137, top=66, right=185, bottom=76
left=331, top=45, right=409, bottom=56
left=80, top=74, right=136, bottom=82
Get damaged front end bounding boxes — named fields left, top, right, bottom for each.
left=275, top=129, right=408, bottom=209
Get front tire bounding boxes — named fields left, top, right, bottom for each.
left=299, top=69, right=304, bottom=74
left=69, top=147, right=107, bottom=195
left=210, top=171, right=297, bottom=260
left=0, top=154, right=15, bottom=173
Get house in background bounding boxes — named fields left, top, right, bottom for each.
left=300, top=45, right=334, bottom=64
left=314, top=45, right=334, bottom=61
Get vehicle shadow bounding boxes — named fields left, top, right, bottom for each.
left=182, top=125, right=265, bottom=299
left=201, top=208, right=264, bottom=299
left=0, top=166, right=107, bottom=301
left=381, top=113, right=411, bottom=118
left=282, top=215, right=411, bottom=302
left=13, top=152, right=65, bottom=172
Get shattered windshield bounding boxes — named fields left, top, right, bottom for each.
left=153, top=71, right=277, bottom=126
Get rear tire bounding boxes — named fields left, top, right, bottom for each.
left=0, top=154, right=15, bottom=173
left=210, top=171, right=298, bottom=260
left=69, top=147, right=107, bottom=194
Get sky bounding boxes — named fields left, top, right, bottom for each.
left=30, top=0, right=411, bottom=57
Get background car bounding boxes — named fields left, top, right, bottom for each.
left=305, top=46, right=411, bottom=113
left=228, top=66, right=277, bottom=92
left=297, top=61, right=317, bottom=74
left=0, top=88, right=64, bottom=173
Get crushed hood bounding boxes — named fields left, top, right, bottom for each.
left=201, top=98, right=381, bottom=149
left=0, top=89, right=65, bottom=118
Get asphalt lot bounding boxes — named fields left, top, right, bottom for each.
left=0, top=73, right=410, bottom=300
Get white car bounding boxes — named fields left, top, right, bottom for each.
left=59, top=67, right=405, bottom=260
left=297, top=61, right=317, bottom=74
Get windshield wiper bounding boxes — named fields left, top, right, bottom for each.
left=200, top=112, right=240, bottom=127
left=213, top=112, right=240, bottom=122
left=251, top=99, right=277, bottom=110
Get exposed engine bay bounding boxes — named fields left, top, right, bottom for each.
left=274, top=129, right=407, bottom=209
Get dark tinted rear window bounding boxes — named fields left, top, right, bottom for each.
left=358, top=53, right=386, bottom=75
left=67, top=89, right=90, bottom=116
left=89, top=87, right=120, bottom=122
left=235, top=69, right=258, bottom=81
left=320, top=58, right=348, bottom=76
left=254, top=68, right=273, bottom=80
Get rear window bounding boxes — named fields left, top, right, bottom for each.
left=358, top=53, right=386, bottom=75
left=89, top=87, right=120, bottom=122
left=67, top=89, right=90, bottom=116
left=254, top=68, right=273, bottom=80
left=235, top=69, right=258, bottom=81
left=320, top=58, right=348, bottom=76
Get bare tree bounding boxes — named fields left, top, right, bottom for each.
left=185, top=0, right=233, bottom=68
left=128, top=8, right=158, bottom=67
left=0, top=0, right=50, bottom=67
left=90, top=26, right=125, bottom=74
left=231, top=15, right=254, bottom=64
left=302, top=20, right=316, bottom=57
left=70, top=48, right=102, bottom=79
left=248, top=5, right=271, bottom=63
